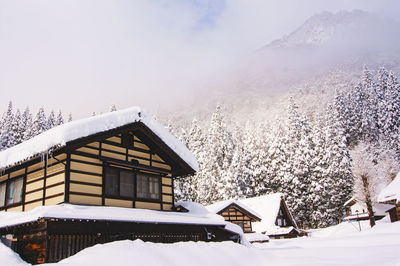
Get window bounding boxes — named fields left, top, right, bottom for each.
left=0, top=183, right=6, bottom=207
left=105, top=167, right=134, bottom=198
left=5, top=178, right=23, bottom=205
left=136, top=173, right=160, bottom=200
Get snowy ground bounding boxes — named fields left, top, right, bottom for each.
left=1, top=218, right=400, bottom=266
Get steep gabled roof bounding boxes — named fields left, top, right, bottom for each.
left=0, top=107, right=198, bottom=175
left=238, top=193, right=298, bottom=234
left=378, top=172, right=400, bottom=203
left=206, top=199, right=262, bottom=221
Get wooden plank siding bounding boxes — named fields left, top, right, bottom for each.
left=0, top=153, right=66, bottom=212
left=220, top=206, right=254, bottom=233
left=66, top=132, right=175, bottom=211
left=0, top=126, right=181, bottom=212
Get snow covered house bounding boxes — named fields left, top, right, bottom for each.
left=209, top=194, right=302, bottom=239
left=0, top=107, right=239, bottom=264
left=238, top=193, right=303, bottom=239
left=206, top=199, right=262, bottom=233
left=343, top=198, right=393, bottom=222
left=378, top=172, right=400, bottom=222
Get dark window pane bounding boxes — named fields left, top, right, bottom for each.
left=136, top=173, right=160, bottom=199
left=0, top=183, right=6, bottom=207
left=120, top=170, right=134, bottom=198
left=6, top=178, right=23, bottom=205
left=149, top=176, right=160, bottom=199
left=136, top=174, right=147, bottom=198
left=105, top=168, right=119, bottom=196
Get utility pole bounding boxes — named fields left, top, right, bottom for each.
left=356, top=210, right=361, bottom=231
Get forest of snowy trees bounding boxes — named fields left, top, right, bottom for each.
left=1, top=67, right=399, bottom=229
left=0, top=103, right=70, bottom=151
left=173, top=67, right=400, bottom=229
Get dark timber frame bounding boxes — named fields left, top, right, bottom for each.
left=217, top=203, right=261, bottom=233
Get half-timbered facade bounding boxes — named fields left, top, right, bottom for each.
left=207, top=200, right=262, bottom=233
left=0, top=107, right=240, bottom=264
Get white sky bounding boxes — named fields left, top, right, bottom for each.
left=0, top=0, right=399, bottom=118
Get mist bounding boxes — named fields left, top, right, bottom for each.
left=1, top=0, right=400, bottom=118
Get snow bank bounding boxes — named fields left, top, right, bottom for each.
left=1, top=216, right=400, bottom=265
left=0, top=203, right=225, bottom=229
left=0, top=242, right=27, bottom=266
left=378, top=171, right=400, bottom=203
left=0, top=107, right=198, bottom=172
left=56, top=220, right=400, bottom=266
left=56, top=240, right=267, bottom=266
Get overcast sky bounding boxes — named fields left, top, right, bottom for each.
left=0, top=0, right=399, bottom=118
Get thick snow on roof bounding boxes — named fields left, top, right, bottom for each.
left=378, top=172, right=400, bottom=203
left=206, top=199, right=262, bottom=220
left=343, top=197, right=355, bottom=207
left=236, top=193, right=297, bottom=235
left=0, top=107, right=198, bottom=172
left=0, top=203, right=225, bottom=229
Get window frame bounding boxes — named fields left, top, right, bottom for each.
left=136, top=172, right=161, bottom=201
left=104, top=166, right=135, bottom=199
left=104, top=165, right=162, bottom=202
left=0, top=177, right=24, bottom=208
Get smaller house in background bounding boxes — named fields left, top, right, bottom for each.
left=343, top=197, right=393, bottom=222
left=239, top=193, right=303, bottom=239
left=378, top=173, right=400, bottom=222
left=208, top=193, right=303, bottom=240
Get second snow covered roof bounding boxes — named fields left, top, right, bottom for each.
left=378, top=172, right=400, bottom=203
left=206, top=199, right=262, bottom=221
left=0, top=107, right=198, bottom=173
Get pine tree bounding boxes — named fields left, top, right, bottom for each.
left=0, top=101, right=14, bottom=150
left=10, top=109, right=22, bottom=146
left=56, top=110, right=64, bottom=125
left=283, top=98, right=314, bottom=228
left=186, top=119, right=206, bottom=202
left=47, top=110, right=56, bottom=130
left=30, top=107, right=48, bottom=136
left=309, top=117, right=330, bottom=227
left=324, top=103, right=353, bottom=224
left=68, top=113, right=73, bottom=122
left=199, top=105, right=234, bottom=204
left=20, top=107, right=32, bottom=142
left=110, top=104, right=117, bottom=112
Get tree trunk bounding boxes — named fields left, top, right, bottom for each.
left=361, top=174, right=376, bottom=227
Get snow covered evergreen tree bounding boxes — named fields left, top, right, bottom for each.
left=20, top=107, right=32, bottom=142
left=30, top=107, right=48, bottom=136
left=0, top=101, right=14, bottom=150
left=56, top=110, right=64, bottom=126
left=10, top=109, right=22, bottom=147
left=324, top=103, right=353, bottom=224
left=47, top=110, right=56, bottom=130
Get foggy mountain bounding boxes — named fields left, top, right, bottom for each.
left=165, top=10, right=400, bottom=126
left=239, top=10, right=400, bottom=91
